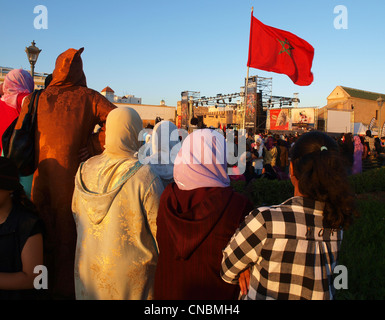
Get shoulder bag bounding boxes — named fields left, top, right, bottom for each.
left=3, top=89, right=43, bottom=176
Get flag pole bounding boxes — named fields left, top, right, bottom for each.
left=243, top=7, right=254, bottom=131
left=243, top=68, right=250, bottom=131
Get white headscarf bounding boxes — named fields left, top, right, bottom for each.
left=104, top=107, right=143, bottom=158
left=144, top=120, right=180, bottom=181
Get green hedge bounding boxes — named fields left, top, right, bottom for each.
left=232, top=178, right=293, bottom=207
left=231, top=167, right=385, bottom=300
left=348, top=167, right=385, bottom=194
left=336, top=198, right=385, bottom=300
left=232, top=167, right=385, bottom=207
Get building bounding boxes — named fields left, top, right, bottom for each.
left=101, top=86, right=176, bottom=127
left=318, top=86, right=385, bottom=135
left=1, top=70, right=176, bottom=126
left=0, top=66, right=48, bottom=90
left=176, top=100, right=244, bottom=130
left=101, top=86, right=142, bottom=104
left=115, top=102, right=176, bottom=127
left=201, top=106, right=242, bottom=129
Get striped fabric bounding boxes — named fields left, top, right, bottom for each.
left=221, top=196, right=343, bottom=300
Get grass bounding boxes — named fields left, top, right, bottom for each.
left=336, top=197, right=385, bottom=300
left=348, top=167, right=385, bottom=194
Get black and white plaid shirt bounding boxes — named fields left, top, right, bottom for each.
left=221, top=196, right=343, bottom=300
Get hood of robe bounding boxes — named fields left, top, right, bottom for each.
left=49, top=48, right=87, bottom=88
left=73, top=158, right=142, bottom=225
left=159, top=183, right=235, bottom=260
left=72, top=107, right=144, bottom=225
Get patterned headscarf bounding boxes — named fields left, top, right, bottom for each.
left=1, top=69, right=34, bottom=110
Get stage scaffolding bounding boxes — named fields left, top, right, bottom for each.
left=181, top=75, right=297, bottom=131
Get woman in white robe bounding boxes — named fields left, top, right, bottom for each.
left=141, top=120, right=180, bottom=188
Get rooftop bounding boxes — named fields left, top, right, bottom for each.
left=341, top=86, right=385, bottom=101
left=101, top=86, right=115, bottom=93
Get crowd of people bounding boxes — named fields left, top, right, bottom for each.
left=0, top=46, right=370, bottom=301
left=228, top=128, right=385, bottom=185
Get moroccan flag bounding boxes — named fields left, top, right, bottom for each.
left=247, top=14, right=314, bottom=86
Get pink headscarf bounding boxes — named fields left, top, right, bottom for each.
left=354, top=135, right=364, bottom=153
left=173, top=129, right=230, bottom=190
left=1, top=69, right=34, bottom=109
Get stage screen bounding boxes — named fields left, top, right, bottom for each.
left=291, top=108, right=315, bottom=130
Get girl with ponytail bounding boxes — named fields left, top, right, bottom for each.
left=221, top=131, right=356, bottom=300
left=289, top=131, right=355, bottom=229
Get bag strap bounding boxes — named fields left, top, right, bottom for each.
left=27, top=90, right=40, bottom=114
left=30, top=89, right=43, bottom=124
left=26, top=89, right=43, bottom=115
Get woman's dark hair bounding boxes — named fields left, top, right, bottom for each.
left=290, top=131, right=355, bottom=229
left=0, top=156, right=39, bottom=215
left=12, top=187, right=38, bottom=215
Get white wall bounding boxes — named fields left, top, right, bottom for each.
left=116, top=103, right=176, bottom=122
left=327, top=110, right=352, bottom=133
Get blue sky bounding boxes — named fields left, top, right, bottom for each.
left=1, top=0, right=385, bottom=108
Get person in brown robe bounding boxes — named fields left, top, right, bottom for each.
left=14, top=47, right=116, bottom=299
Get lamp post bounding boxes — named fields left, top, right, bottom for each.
left=377, top=97, right=384, bottom=136
left=25, top=40, right=41, bottom=79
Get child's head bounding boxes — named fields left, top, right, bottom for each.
left=0, top=157, right=23, bottom=192
left=0, top=157, right=38, bottom=214
left=0, top=157, right=23, bottom=209
left=290, top=131, right=355, bottom=229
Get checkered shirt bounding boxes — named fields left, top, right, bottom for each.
left=221, top=196, right=343, bottom=300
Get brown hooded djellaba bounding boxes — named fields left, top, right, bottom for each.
left=14, top=48, right=116, bottom=299
left=154, top=184, right=254, bottom=300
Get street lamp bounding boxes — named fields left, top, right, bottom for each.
left=377, top=97, right=384, bottom=136
left=25, top=40, right=41, bottom=79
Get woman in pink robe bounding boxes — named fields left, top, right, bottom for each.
left=352, top=135, right=364, bottom=175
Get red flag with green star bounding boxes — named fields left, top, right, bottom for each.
left=247, top=14, right=314, bottom=86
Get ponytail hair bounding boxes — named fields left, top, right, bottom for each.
left=290, top=131, right=355, bottom=229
